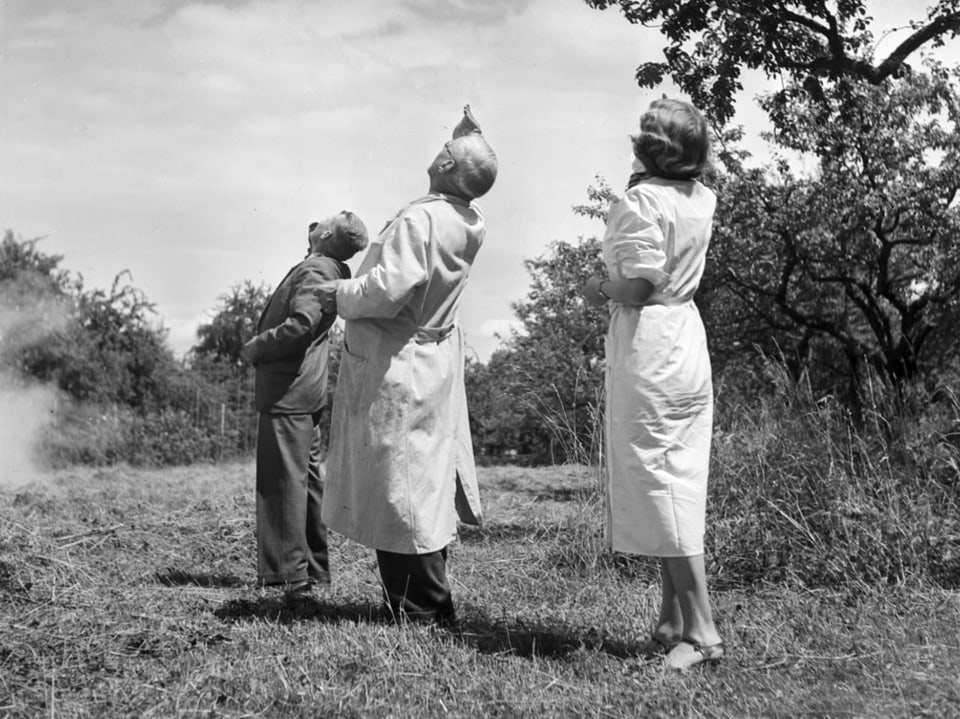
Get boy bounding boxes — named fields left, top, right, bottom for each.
left=245, top=211, right=368, bottom=593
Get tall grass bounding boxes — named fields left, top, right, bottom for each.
left=534, top=356, right=960, bottom=590
left=513, top=365, right=605, bottom=467
left=709, top=361, right=960, bottom=589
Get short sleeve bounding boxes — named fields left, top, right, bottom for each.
left=604, top=187, right=668, bottom=287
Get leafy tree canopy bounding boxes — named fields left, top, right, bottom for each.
left=191, top=279, right=270, bottom=368
left=585, top=0, right=960, bottom=124
left=0, top=232, right=179, bottom=412
left=707, top=63, right=960, bottom=397
left=464, top=183, right=619, bottom=464
left=0, top=230, right=66, bottom=289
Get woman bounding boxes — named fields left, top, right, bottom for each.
left=582, top=98, right=723, bottom=670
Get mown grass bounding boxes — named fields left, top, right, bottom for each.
left=2, top=462, right=959, bottom=718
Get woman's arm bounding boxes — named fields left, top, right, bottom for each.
left=583, top=274, right=655, bottom=307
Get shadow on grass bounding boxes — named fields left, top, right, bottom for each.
left=486, top=475, right=599, bottom=504
left=213, top=594, right=392, bottom=625
left=155, top=569, right=248, bottom=588
left=211, top=593, right=639, bottom=660
left=452, top=608, right=640, bottom=660
left=459, top=523, right=559, bottom=543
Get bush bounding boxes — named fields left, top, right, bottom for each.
left=39, top=403, right=130, bottom=468
left=39, top=402, right=252, bottom=469
left=125, top=410, right=223, bottom=466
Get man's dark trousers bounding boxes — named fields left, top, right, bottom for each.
left=256, top=411, right=329, bottom=586
left=376, top=547, right=455, bottom=625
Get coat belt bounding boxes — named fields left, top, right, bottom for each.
left=414, top=324, right=456, bottom=344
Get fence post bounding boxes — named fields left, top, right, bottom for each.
left=219, top=402, right=225, bottom=462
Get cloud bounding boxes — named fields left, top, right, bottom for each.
left=162, top=309, right=209, bottom=357
left=400, top=0, right=531, bottom=26
left=0, top=0, right=666, bottom=367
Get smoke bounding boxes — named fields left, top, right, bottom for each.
left=0, top=380, right=58, bottom=487
left=0, top=284, right=70, bottom=488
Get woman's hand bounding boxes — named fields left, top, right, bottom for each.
left=582, top=275, right=609, bottom=307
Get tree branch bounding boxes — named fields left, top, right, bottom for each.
left=873, top=13, right=960, bottom=82
left=778, top=9, right=833, bottom=38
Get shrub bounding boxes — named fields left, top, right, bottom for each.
left=38, top=402, right=252, bottom=469
left=125, top=410, right=222, bottom=466
left=39, top=403, right=130, bottom=468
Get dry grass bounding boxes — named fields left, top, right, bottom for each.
left=1, top=462, right=959, bottom=718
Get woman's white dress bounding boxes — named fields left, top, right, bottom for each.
left=602, top=177, right=716, bottom=557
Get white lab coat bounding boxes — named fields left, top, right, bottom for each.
left=602, top=177, right=716, bottom=557
left=321, top=193, right=484, bottom=554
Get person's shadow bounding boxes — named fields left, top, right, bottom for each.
left=210, top=590, right=642, bottom=661
left=155, top=568, right=248, bottom=588
left=213, top=592, right=393, bottom=625
left=452, top=605, right=641, bottom=660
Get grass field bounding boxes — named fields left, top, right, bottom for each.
left=1, top=462, right=959, bottom=718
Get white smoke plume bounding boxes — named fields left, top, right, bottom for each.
left=0, top=379, right=58, bottom=487
left=0, top=286, right=70, bottom=488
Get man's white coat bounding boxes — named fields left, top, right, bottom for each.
left=321, top=193, right=484, bottom=553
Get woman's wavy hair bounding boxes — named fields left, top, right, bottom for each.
left=631, top=98, right=709, bottom=180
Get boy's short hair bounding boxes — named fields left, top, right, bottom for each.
left=310, top=211, right=369, bottom=261
left=631, top=98, right=710, bottom=180
left=331, top=211, right=369, bottom=259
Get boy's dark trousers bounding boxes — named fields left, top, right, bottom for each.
left=256, top=411, right=329, bottom=586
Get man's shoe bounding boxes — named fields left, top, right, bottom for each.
left=283, top=579, right=314, bottom=597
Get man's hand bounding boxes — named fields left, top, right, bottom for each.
left=243, top=338, right=259, bottom=366
left=453, top=104, right=481, bottom=137
left=315, top=280, right=341, bottom=313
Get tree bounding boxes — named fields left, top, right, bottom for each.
left=18, top=271, right=179, bottom=412
left=706, top=64, right=960, bottom=401
left=585, top=0, right=960, bottom=124
left=469, top=179, right=615, bottom=464
left=191, top=280, right=270, bottom=367
left=466, top=347, right=582, bottom=463
left=186, top=280, right=271, bottom=456
left=1, top=232, right=178, bottom=410
left=0, top=230, right=67, bottom=289
left=0, top=231, right=71, bottom=368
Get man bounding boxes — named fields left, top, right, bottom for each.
left=244, top=211, right=369, bottom=593
left=316, top=106, right=498, bottom=623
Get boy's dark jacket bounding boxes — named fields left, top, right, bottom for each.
left=247, top=254, right=350, bottom=414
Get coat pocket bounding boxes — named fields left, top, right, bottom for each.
left=338, top=336, right=375, bottom=411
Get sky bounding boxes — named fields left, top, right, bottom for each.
left=2, top=0, right=957, bottom=363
